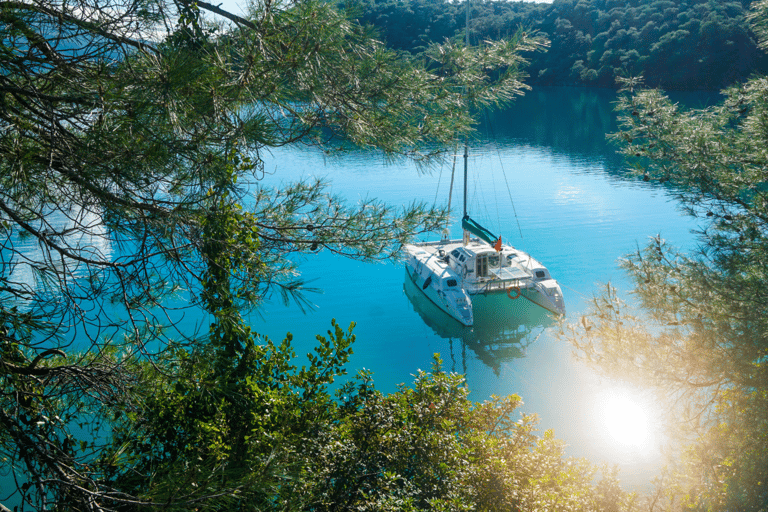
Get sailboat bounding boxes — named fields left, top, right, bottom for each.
left=403, top=208, right=566, bottom=326
left=404, top=143, right=565, bottom=326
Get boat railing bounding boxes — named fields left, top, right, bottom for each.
left=415, top=239, right=458, bottom=247
left=415, top=236, right=488, bottom=247
left=474, top=277, right=531, bottom=294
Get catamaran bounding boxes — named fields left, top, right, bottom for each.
left=404, top=148, right=565, bottom=326
left=404, top=214, right=565, bottom=326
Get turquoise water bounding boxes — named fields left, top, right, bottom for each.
left=249, top=87, right=710, bottom=490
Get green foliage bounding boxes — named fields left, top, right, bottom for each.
left=113, top=347, right=639, bottom=511
left=105, top=316, right=356, bottom=509
left=305, top=358, right=622, bottom=512
left=566, top=8, right=768, bottom=509
left=316, top=356, right=637, bottom=511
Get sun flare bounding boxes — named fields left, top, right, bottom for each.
left=601, top=391, right=652, bottom=448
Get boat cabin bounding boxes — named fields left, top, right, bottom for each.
left=445, top=244, right=552, bottom=282
left=446, top=246, right=499, bottom=278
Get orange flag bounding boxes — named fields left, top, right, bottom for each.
left=494, top=236, right=502, bottom=252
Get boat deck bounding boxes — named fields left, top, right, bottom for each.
left=411, top=238, right=535, bottom=293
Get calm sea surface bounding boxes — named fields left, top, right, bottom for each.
left=249, top=86, right=716, bottom=490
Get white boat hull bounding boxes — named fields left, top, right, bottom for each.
left=404, top=246, right=474, bottom=326
left=404, top=237, right=565, bottom=322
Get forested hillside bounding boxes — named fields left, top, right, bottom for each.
left=355, top=0, right=768, bottom=90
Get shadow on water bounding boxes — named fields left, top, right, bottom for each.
left=478, top=86, right=725, bottom=179
left=403, top=273, right=554, bottom=376
left=479, top=86, right=621, bottom=164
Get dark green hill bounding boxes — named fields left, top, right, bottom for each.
left=354, top=0, right=768, bottom=90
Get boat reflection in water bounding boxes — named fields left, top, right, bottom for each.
left=403, top=272, right=555, bottom=375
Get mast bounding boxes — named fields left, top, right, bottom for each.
left=462, top=0, right=470, bottom=246
left=463, top=142, right=469, bottom=245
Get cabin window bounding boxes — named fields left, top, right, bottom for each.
left=446, top=279, right=457, bottom=287
left=535, top=270, right=546, bottom=279
left=451, top=249, right=461, bottom=258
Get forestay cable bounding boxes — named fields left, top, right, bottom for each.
left=485, top=113, right=524, bottom=240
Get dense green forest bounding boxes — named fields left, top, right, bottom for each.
left=355, top=0, right=768, bottom=89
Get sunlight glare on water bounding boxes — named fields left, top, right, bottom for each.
left=597, top=388, right=659, bottom=452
